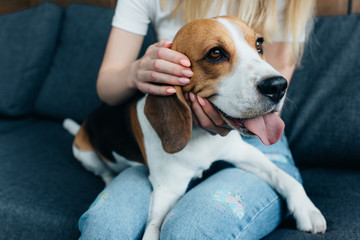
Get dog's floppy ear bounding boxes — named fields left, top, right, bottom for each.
left=144, top=86, right=192, bottom=154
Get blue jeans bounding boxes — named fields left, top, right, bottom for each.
left=79, top=135, right=302, bottom=240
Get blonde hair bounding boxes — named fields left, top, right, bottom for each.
left=160, top=0, right=315, bottom=65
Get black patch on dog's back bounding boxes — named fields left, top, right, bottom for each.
left=84, top=92, right=145, bottom=163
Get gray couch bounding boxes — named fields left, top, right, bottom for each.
left=0, top=3, right=359, bottom=239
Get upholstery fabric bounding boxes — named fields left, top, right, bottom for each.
left=0, top=120, right=104, bottom=239
left=0, top=3, right=63, bottom=116
left=34, top=4, right=156, bottom=122
left=265, top=168, right=360, bottom=239
left=34, top=4, right=112, bottom=122
left=0, top=117, right=37, bottom=134
left=282, top=14, right=360, bottom=168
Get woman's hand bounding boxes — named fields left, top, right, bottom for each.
left=133, top=39, right=193, bottom=95
left=185, top=92, right=231, bottom=136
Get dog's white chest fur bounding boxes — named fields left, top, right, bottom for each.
left=138, top=97, right=245, bottom=181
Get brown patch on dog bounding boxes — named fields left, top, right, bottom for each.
left=171, top=18, right=238, bottom=98
left=74, top=125, right=95, bottom=151
left=129, top=103, right=148, bottom=166
left=145, top=86, right=192, bottom=154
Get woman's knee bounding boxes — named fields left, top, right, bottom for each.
left=160, top=197, right=284, bottom=240
left=79, top=165, right=151, bottom=239
left=161, top=168, right=287, bottom=239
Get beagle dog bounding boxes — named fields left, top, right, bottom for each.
left=64, top=16, right=326, bottom=239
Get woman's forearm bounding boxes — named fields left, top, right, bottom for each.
left=97, top=61, right=139, bottom=106
left=95, top=27, right=144, bottom=105
left=96, top=28, right=192, bottom=106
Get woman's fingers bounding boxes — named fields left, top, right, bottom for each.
left=151, top=59, right=193, bottom=77
left=189, top=93, right=230, bottom=136
left=137, top=70, right=190, bottom=86
left=197, top=96, right=226, bottom=127
left=138, top=82, right=176, bottom=96
left=152, top=39, right=191, bottom=67
left=137, top=56, right=192, bottom=84
left=153, top=39, right=173, bottom=48
left=135, top=39, right=193, bottom=95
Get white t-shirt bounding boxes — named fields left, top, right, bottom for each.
left=112, top=0, right=303, bottom=42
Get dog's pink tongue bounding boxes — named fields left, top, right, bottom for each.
left=243, top=113, right=285, bottom=145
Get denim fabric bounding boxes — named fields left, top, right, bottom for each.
left=79, top=135, right=302, bottom=240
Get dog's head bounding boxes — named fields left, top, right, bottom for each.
left=145, top=16, right=288, bottom=153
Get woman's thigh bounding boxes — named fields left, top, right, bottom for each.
left=78, top=165, right=151, bottom=240
left=160, top=163, right=300, bottom=240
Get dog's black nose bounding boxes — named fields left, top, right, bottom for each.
left=257, top=76, right=288, bottom=103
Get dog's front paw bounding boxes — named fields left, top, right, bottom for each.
left=290, top=197, right=327, bottom=234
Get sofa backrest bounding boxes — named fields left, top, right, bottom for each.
left=33, top=4, right=112, bottom=122
left=34, top=3, right=156, bottom=122
left=282, top=14, right=360, bottom=168
left=0, top=2, right=155, bottom=121
left=0, top=3, right=63, bottom=117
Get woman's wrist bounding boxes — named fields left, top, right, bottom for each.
left=128, top=59, right=140, bottom=91
left=96, top=64, right=138, bottom=105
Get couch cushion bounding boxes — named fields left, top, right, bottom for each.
left=34, top=4, right=112, bottom=122
left=282, top=14, right=360, bottom=168
left=0, top=119, right=104, bottom=239
left=35, top=4, right=157, bottom=122
left=264, top=168, right=360, bottom=239
left=0, top=116, right=37, bottom=134
left=0, top=3, right=63, bottom=117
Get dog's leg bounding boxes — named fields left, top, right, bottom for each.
left=142, top=166, right=195, bottom=240
left=72, top=125, right=115, bottom=185
left=72, top=145, right=115, bottom=185
left=224, top=143, right=326, bottom=234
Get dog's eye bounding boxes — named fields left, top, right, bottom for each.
left=205, top=47, right=228, bottom=63
left=209, top=48, right=221, bottom=59
left=256, top=38, right=264, bottom=55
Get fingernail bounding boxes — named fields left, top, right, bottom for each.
left=197, top=96, right=206, bottom=106
left=179, top=77, right=190, bottom=84
left=166, top=88, right=176, bottom=94
left=189, top=92, right=195, bottom=101
left=180, top=59, right=191, bottom=67
left=165, top=40, right=173, bottom=47
left=182, top=70, right=193, bottom=77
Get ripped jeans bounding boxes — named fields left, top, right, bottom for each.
left=78, top=135, right=302, bottom=240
